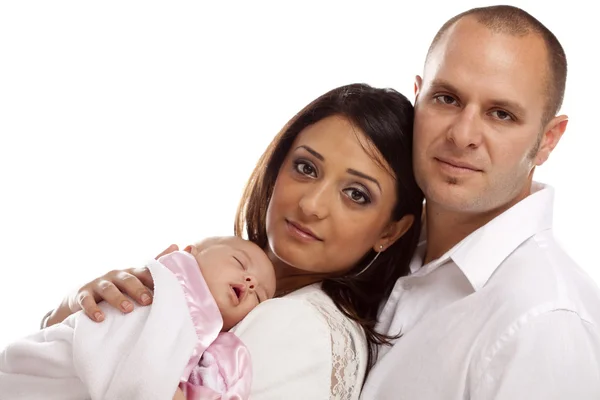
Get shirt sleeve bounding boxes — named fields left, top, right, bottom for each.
left=230, top=297, right=332, bottom=400
left=473, top=310, right=600, bottom=400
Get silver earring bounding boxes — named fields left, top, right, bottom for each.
left=355, top=245, right=384, bottom=277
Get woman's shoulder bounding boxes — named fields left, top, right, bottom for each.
left=285, top=284, right=366, bottom=341
left=228, top=285, right=333, bottom=399
left=229, top=284, right=368, bottom=400
left=229, top=282, right=367, bottom=360
left=238, top=283, right=361, bottom=334
left=232, top=284, right=333, bottom=335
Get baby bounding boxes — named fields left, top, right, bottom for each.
left=170, top=237, right=276, bottom=398
left=184, top=236, right=276, bottom=331
left=0, top=236, right=276, bottom=400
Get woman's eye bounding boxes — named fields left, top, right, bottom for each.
left=343, top=188, right=370, bottom=204
left=294, top=161, right=317, bottom=178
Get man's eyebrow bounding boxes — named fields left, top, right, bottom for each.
left=347, top=168, right=381, bottom=192
left=430, top=79, right=462, bottom=96
left=490, top=99, right=527, bottom=118
left=295, top=145, right=324, bottom=161
left=430, top=79, right=527, bottom=117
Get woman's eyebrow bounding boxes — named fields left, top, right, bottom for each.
left=296, top=144, right=381, bottom=192
left=347, top=168, right=381, bottom=191
left=295, top=145, right=324, bottom=161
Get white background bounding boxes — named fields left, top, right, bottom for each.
left=0, top=1, right=597, bottom=347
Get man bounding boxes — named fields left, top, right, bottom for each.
left=361, top=5, right=600, bottom=399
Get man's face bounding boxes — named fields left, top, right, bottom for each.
left=413, top=17, right=564, bottom=214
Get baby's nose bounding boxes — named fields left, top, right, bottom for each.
left=245, top=275, right=257, bottom=290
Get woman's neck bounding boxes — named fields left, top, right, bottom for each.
left=266, top=247, right=328, bottom=297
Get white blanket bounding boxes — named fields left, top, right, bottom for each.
left=0, top=260, right=198, bottom=400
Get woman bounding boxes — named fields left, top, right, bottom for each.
left=43, top=83, right=423, bottom=399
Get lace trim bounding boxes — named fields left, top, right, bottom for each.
left=306, top=294, right=364, bottom=400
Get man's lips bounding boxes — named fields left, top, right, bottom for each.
left=435, top=157, right=483, bottom=172
left=286, top=219, right=323, bottom=241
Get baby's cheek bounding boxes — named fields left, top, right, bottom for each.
left=221, top=308, right=239, bottom=332
left=226, top=303, right=257, bottom=331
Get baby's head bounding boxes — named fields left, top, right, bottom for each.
left=185, top=236, right=276, bottom=331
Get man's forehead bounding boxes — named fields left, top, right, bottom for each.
left=426, top=17, right=547, bottom=73
left=422, top=18, right=548, bottom=112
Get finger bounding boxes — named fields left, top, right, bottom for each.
left=155, top=244, right=179, bottom=259
left=113, top=270, right=153, bottom=305
left=129, top=266, right=155, bottom=292
left=77, top=290, right=105, bottom=322
left=94, top=279, right=134, bottom=313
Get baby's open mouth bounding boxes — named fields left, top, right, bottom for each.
left=233, top=287, right=242, bottom=299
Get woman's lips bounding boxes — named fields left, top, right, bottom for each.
left=285, top=220, right=322, bottom=242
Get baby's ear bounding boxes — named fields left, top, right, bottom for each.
left=183, top=245, right=198, bottom=256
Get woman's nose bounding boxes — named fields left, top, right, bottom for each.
left=298, top=183, right=331, bottom=219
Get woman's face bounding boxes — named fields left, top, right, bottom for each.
left=265, top=115, right=401, bottom=275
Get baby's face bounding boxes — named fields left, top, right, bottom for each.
left=187, top=237, right=276, bottom=331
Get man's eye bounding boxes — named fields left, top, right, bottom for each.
left=491, top=110, right=514, bottom=121
left=434, top=94, right=458, bottom=105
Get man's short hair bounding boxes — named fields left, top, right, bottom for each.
left=426, top=5, right=567, bottom=122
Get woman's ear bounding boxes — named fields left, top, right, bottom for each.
left=376, top=214, right=415, bottom=251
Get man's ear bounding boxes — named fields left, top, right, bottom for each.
left=376, top=214, right=415, bottom=250
left=535, top=115, right=568, bottom=166
left=414, top=75, right=423, bottom=98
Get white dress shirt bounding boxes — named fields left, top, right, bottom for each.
left=361, top=182, right=600, bottom=399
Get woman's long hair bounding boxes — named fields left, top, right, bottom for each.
left=235, top=83, right=423, bottom=371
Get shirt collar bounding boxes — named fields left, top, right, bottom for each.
left=413, top=181, right=554, bottom=290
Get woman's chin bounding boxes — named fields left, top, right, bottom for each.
left=268, top=243, right=319, bottom=274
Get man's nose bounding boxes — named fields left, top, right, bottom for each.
left=447, top=106, right=484, bottom=149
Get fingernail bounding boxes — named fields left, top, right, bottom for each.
left=141, top=293, right=151, bottom=304
left=94, top=312, right=104, bottom=322
left=121, top=300, right=133, bottom=312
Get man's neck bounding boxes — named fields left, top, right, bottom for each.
left=424, top=191, right=530, bottom=265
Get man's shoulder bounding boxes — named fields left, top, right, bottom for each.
left=486, top=229, right=600, bottom=323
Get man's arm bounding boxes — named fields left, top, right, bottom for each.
left=473, top=310, right=600, bottom=399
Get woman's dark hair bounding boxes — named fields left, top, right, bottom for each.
left=235, top=83, right=423, bottom=371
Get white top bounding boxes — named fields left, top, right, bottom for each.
left=0, top=259, right=202, bottom=400
left=230, top=283, right=368, bottom=400
left=361, top=182, right=600, bottom=400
